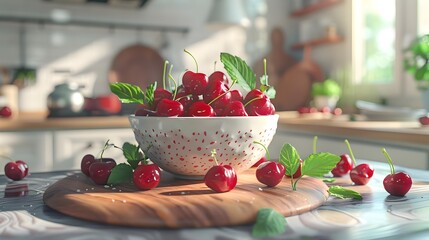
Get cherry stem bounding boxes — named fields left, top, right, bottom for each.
left=244, top=95, right=263, bottom=107
left=162, top=60, right=169, bottom=89
left=253, top=141, right=270, bottom=160
left=382, top=148, right=395, bottom=174
left=184, top=49, right=198, bottom=73
left=292, top=176, right=302, bottom=191
left=345, top=139, right=357, bottom=166
left=168, top=64, right=177, bottom=100
left=263, top=58, right=267, bottom=77
left=313, top=136, right=318, bottom=154
left=99, top=139, right=112, bottom=160
left=0, top=155, right=13, bottom=162
left=211, top=149, right=219, bottom=166
left=175, top=93, right=193, bottom=101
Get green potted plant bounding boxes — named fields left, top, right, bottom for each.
left=311, top=79, right=342, bottom=109
left=403, top=34, right=429, bottom=111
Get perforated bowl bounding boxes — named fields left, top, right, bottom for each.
left=129, top=114, right=279, bottom=179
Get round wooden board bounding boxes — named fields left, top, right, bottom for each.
left=43, top=169, right=328, bottom=228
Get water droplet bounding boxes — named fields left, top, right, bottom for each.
left=85, top=189, right=89, bottom=191
left=91, top=187, right=95, bottom=190
left=180, top=192, right=186, bottom=195
left=111, top=199, right=116, bottom=203
left=122, top=200, right=127, bottom=203
left=23, top=204, right=33, bottom=207
left=119, top=190, right=122, bottom=192
left=258, top=188, right=263, bottom=191
left=104, top=185, right=110, bottom=188
left=112, top=187, right=116, bottom=190
left=76, top=189, right=81, bottom=193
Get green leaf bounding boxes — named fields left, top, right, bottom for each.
left=279, top=144, right=301, bottom=177
left=265, top=86, right=276, bottom=99
left=107, top=163, right=134, bottom=185
left=220, top=52, right=256, bottom=91
left=301, top=152, right=341, bottom=177
left=260, top=75, right=268, bottom=86
left=328, top=186, right=363, bottom=200
left=323, top=178, right=336, bottom=183
left=110, top=82, right=144, bottom=104
left=144, top=82, right=157, bottom=107
left=252, top=208, right=286, bottom=238
left=123, top=142, right=143, bottom=169
left=415, top=64, right=427, bottom=80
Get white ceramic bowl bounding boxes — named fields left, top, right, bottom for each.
left=129, top=114, right=279, bottom=178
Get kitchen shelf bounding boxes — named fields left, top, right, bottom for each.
left=0, top=15, right=189, bottom=34
left=292, top=35, right=343, bottom=49
left=290, top=0, right=342, bottom=17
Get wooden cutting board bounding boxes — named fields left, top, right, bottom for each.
left=43, top=169, right=328, bottom=228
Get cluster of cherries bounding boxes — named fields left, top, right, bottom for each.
left=135, top=53, right=275, bottom=118
left=80, top=149, right=161, bottom=190
left=0, top=106, right=12, bottom=118
left=3, top=158, right=29, bottom=181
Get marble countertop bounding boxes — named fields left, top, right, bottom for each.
left=1, top=161, right=429, bottom=240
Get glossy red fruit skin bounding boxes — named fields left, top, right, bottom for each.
left=156, top=99, right=184, bottom=117
left=383, top=172, right=412, bottom=196
left=331, top=154, right=354, bottom=177
left=285, top=159, right=303, bottom=178
left=230, top=89, right=243, bottom=102
left=0, top=106, right=12, bottom=118
left=15, top=160, right=28, bottom=177
left=252, top=156, right=267, bottom=168
left=243, top=89, right=264, bottom=103
left=419, top=115, right=429, bottom=125
left=188, top=101, right=215, bottom=117
left=203, top=80, right=231, bottom=109
left=81, top=154, right=96, bottom=176
left=88, top=159, right=117, bottom=185
left=133, top=164, right=161, bottom=190
left=208, top=71, right=229, bottom=86
left=256, top=161, right=285, bottom=187
left=223, top=101, right=248, bottom=116
left=204, top=165, right=237, bottom=193
left=350, top=163, right=374, bottom=185
left=182, top=71, right=209, bottom=95
left=153, top=89, right=172, bottom=110
left=4, top=183, right=29, bottom=198
left=4, top=162, right=26, bottom=181
left=245, top=96, right=274, bottom=116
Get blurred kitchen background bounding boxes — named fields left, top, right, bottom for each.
left=0, top=0, right=428, bottom=116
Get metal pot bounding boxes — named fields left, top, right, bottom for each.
left=47, top=82, right=85, bottom=117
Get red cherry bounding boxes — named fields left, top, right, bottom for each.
left=243, top=89, right=264, bottom=103
left=230, top=89, right=243, bottom=102
left=134, top=104, right=157, bottom=116
left=156, top=99, right=184, bottom=117
left=133, top=164, right=161, bottom=190
left=382, top=148, right=412, bottom=196
left=4, top=161, right=26, bottom=181
left=350, top=163, right=374, bottom=185
left=16, top=160, right=29, bottom=177
left=419, top=115, right=429, bottom=125
left=213, top=107, right=224, bottom=116
left=0, top=106, right=12, bottom=118
left=223, top=101, right=248, bottom=116
left=204, top=165, right=237, bottom=193
left=256, top=161, right=285, bottom=187
left=203, top=80, right=231, bottom=109
left=383, top=172, right=412, bottom=196
left=331, top=154, right=353, bottom=177
left=332, top=107, right=343, bottom=115
left=81, top=154, right=96, bottom=176
left=208, top=71, right=229, bottom=86
left=320, top=106, right=331, bottom=113
left=188, top=101, right=215, bottom=117
left=153, top=88, right=172, bottom=110
left=298, top=107, right=311, bottom=114
left=245, top=96, right=274, bottom=116
left=252, top=156, right=267, bottom=167
left=182, top=71, right=209, bottom=95
left=286, top=159, right=303, bottom=178
left=88, top=158, right=116, bottom=185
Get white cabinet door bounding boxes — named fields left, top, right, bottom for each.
left=53, top=128, right=135, bottom=171
left=0, top=131, right=53, bottom=175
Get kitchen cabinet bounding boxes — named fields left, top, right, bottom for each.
left=269, top=128, right=428, bottom=170
left=53, top=129, right=135, bottom=171
left=0, top=128, right=135, bottom=174
left=0, top=131, right=53, bottom=175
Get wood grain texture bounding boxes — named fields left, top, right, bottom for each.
left=43, top=169, right=328, bottom=228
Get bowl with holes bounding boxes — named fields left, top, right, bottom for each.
left=129, top=114, right=279, bottom=179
